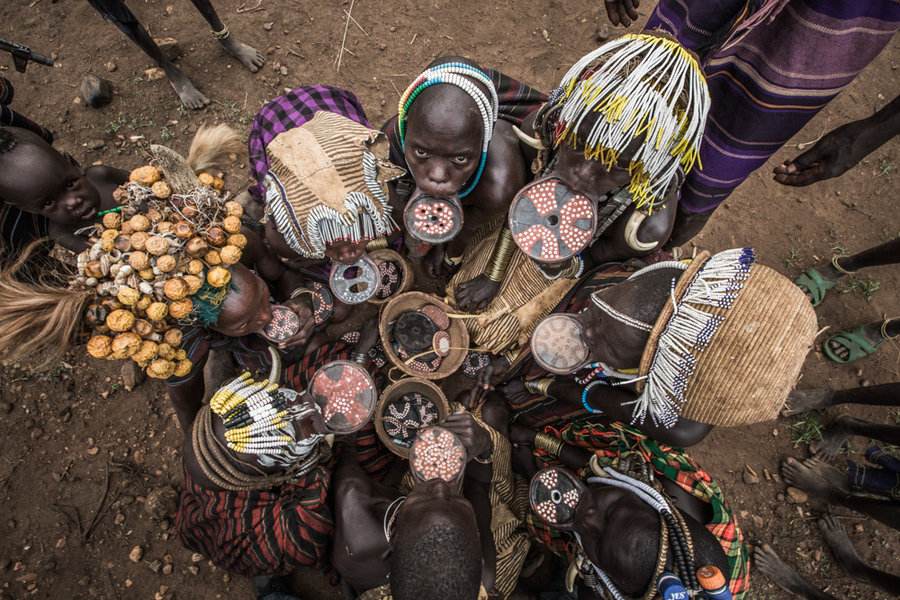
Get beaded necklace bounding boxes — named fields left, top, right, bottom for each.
left=398, top=63, right=499, bottom=198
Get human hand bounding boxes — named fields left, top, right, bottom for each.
left=353, top=323, right=381, bottom=357
left=604, top=0, right=640, bottom=27
left=442, top=412, right=492, bottom=459
left=424, top=244, right=453, bottom=280
left=499, top=379, right=530, bottom=405
left=455, top=274, right=500, bottom=312
left=277, top=297, right=317, bottom=350
left=509, top=423, right=537, bottom=447
left=774, top=120, right=875, bottom=186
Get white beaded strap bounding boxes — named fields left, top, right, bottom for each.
left=590, top=293, right=653, bottom=333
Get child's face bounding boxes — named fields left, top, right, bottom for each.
left=0, top=133, right=102, bottom=226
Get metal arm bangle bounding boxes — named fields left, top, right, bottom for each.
left=524, top=378, right=553, bottom=397
left=484, top=227, right=517, bottom=283
left=534, top=432, right=564, bottom=456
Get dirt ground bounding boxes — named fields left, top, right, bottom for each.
left=0, top=1, right=898, bottom=598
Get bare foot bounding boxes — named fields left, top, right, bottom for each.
left=782, top=388, right=835, bottom=417
left=754, top=544, right=837, bottom=600
left=818, top=515, right=865, bottom=576
left=166, top=67, right=210, bottom=110
left=220, top=37, right=266, bottom=72
left=782, top=457, right=846, bottom=504
left=810, top=415, right=855, bottom=460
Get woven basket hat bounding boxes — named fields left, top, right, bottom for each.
left=263, top=111, right=405, bottom=259
left=632, top=248, right=817, bottom=428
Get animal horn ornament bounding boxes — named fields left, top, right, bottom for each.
left=511, top=124, right=546, bottom=150
left=623, top=211, right=659, bottom=253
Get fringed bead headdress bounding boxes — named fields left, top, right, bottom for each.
left=397, top=62, right=499, bottom=198
left=264, top=111, right=405, bottom=259
left=629, top=248, right=817, bottom=429
left=552, top=33, right=710, bottom=210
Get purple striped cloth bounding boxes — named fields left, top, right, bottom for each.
left=646, top=0, right=900, bottom=214
left=247, top=85, right=370, bottom=202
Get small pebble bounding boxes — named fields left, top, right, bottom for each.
left=786, top=486, right=809, bottom=504
left=128, top=546, right=143, bottom=563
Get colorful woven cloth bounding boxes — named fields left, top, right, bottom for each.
left=646, top=0, right=900, bottom=213
left=527, top=419, right=751, bottom=599
left=176, top=466, right=333, bottom=576
left=247, top=85, right=370, bottom=203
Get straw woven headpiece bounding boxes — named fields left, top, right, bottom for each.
left=263, top=111, right=405, bottom=259
left=630, top=248, right=817, bottom=428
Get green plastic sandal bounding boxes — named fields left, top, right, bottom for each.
left=823, top=327, right=880, bottom=364
left=795, top=268, right=836, bottom=307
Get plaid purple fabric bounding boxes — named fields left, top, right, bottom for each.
left=247, top=85, right=371, bottom=202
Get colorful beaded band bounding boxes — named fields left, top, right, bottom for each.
left=397, top=63, right=498, bottom=198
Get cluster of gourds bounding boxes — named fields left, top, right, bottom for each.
left=81, top=165, right=245, bottom=379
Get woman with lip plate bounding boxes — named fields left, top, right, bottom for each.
left=380, top=57, right=546, bottom=307
left=332, top=379, right=534, bottom=600
left=502, top=247, right=817, bottom=449
left=443, top=34, right=711, bottom=364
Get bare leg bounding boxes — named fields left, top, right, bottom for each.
left=784, top=382, right=900, bottom=416
left=811, top=415, right=900, bottom=460
left=838, top=237, right=900, bottom=273
left=188, top=0, right=266, bottom=72
left=753, top=544, right=837, bottom=600
left=783, top=458, right=900, bottom=530
left=87, top=0, right=210, bottom=109
left=819, top=515, right=900, bottom=595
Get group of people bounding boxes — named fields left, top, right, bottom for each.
left=1, top=1, right=900, bottom=599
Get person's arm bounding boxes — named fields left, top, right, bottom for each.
left=548, top=379, right=712, bottom=447
left=48, top=222, right=90, bottom=253
left=774, top=94, right=900, bottom=186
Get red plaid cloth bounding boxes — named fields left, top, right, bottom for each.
left=176, top=466, right=333, bottom=576
left=528, top=419, right=751, bottom=599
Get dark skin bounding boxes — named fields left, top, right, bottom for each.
left=755, top=519, right=900, bottom=600
left=602, top=0, right=641, bottom=27
left=502, top=270, right=712, bottom=447
left=89, top=0, right=265, bottom=109
left=545, top=136, right=679, bottom=267
left=386, top=82, right=529, bottom=311
left=0, top=127, right=126, bottom=252
left=167, top=263, right=274, bottom=431
left=332, top=397, right=507, bottom=596
left=573, top=485, right=728, bottom=598
left=774, top=94, right=900, bottom=187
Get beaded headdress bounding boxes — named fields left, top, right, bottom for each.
left=549, top=33, right=710, bottom=210
left=397, top=62, right=499, bottom=198
left=264, top=111, right=405, bottom=259
left=628, top=248, right=817, bottom=428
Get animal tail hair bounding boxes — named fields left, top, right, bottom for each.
left=186, top=124, right=243, bottom=174
left=0, top=241, right=89, bottom=367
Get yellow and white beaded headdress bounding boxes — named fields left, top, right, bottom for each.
left=551, top=33, right=710, bottom=210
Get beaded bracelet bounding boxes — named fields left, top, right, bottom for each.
left=581, top=381, right=604, bottom=414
